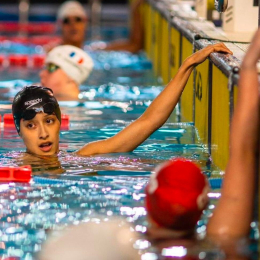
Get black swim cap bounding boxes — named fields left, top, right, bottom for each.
left=12, top=85, right=61, bottom=133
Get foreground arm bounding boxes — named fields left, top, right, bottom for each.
left=77, top=43, right=232, bottom=156
left=207, top=30, right=260, bottom=238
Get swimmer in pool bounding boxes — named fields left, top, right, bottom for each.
left=44, top=1, right=87, bottom=52
left=13, top=43, right=231, bottom=158
left=145, top=29, right=260, bottom=243
left=59, top=1, right=87, bottom=49
left=39, top=45, right=93, bottom=100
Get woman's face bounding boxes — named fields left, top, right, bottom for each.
left=61, top=15, right=86, bottom=46
left=19, top=112, right=60, bottom=156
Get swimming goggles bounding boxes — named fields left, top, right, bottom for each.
left=46, top=63, right=59, bottom=73
left=62, top=16, right=84, bottom=25
left=21, top=102, right=58, bottom=121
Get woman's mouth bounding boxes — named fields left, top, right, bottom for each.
left=39, top=142, right=53, bottom=152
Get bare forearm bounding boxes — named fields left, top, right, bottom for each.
left=230, top=70, right=259, bottom=152
left=207, top=101, right=258, bottom=237
left=140, top=44, right=232, bottom=128
left=140, top=60, right=194, bottom=128
left=207, top=48, right=259, bottom=238
left=207, top=154, right=255, bottom=237
left=77, top=43, right=232, bottom=156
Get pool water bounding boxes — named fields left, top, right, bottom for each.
left=0, top=51, right=161, bottom=101
left=0, top=99, right=214, bottom=174
left=0, top=40, right=258, bottom=259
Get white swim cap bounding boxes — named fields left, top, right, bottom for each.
left=46, top=45, right=94, bottom=85
left=57, top=1, right=87, bottom=21
left=38, top=221, right=141, bottom=260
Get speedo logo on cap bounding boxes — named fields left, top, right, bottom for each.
left=25, top=98, right=42, bottom=106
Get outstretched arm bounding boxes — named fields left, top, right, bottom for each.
left=77, top=43, right=232, bottom=156
left=207, top=30, right=260, bottom=238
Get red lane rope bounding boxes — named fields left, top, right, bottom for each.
left=0, top=22, right=55, bottom=34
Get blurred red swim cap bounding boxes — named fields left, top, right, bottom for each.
left=145, top=158, right=209, bottom=231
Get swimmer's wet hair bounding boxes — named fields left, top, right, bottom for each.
left=12, top=85, right=61, bottom=133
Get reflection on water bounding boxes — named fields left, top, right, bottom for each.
left=0, top=74, right=162, bottom=101
left=0, top=174, right=257, bottom=259
left=146, top=236, right=256, bottom=260
left=0, top=175, right=148, bottom=258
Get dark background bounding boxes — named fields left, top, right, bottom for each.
left=0, top=0, right=128, bottom=4
left=0, top=0, right=129, bottom=21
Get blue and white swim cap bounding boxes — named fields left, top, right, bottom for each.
left=46, top=45, right=94, bottom=85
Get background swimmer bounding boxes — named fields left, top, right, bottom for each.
left=39, top=45, right=93, bottom=100
left=57, top=1, right=87, bottom=49
left=55, top=0, right=143, bottom=54
left=43, top=1, right=87, bottom=52
left=13, top=43, right=232, bottom=158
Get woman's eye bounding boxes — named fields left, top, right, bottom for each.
left=46, top=118, right=54, bottom=124
left=26, top=123, right=35, bottom=129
